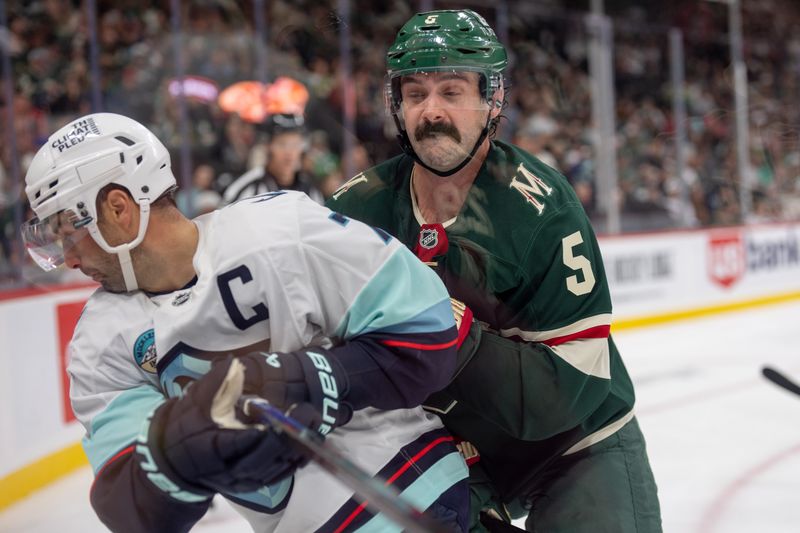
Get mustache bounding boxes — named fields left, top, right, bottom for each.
left=414, top=121, right=461, bottom=143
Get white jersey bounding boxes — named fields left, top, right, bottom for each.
left=69, top=191, right=467, bottom=532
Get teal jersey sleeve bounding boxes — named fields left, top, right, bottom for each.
left=299, top=191, right=459, bottom=409
left=82, top=385, right=165, bottom=473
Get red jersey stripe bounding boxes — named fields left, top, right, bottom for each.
left=332, top=435, right=454, bottom=533
left=540, top=324, right=610, bottom=347
left=91, top=445, right=135, bottom=493
left=380, top=338, right=458, bottom=351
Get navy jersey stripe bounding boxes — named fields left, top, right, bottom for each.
left=316, top=428, right=459, bottom=532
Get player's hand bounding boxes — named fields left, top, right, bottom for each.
left=239, top=348, right=353, bottom=434
left=136, top=356, right=310, bottom=499
left=450, top=297, right=482, bottom=379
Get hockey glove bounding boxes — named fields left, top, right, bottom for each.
left=239, top=348, right=353, bottom=434
left=136, top=356, right=312, bottom=500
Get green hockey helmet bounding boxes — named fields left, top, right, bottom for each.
left=385, top=10, right=508, bottom=177
left=386, top=9, right=507, bottom=110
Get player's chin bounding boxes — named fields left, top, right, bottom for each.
left=100, top=278, right=127, bottom=293
left=420, top=148, right=466, bottom=172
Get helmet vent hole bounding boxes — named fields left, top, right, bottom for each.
left=421, top=25, right=441, bottom=30
left=457, top=48, right=478, bottom=55
left=159, top=163, right=167, bottom=169
left=40, top=191, right=57, bottom=204
left=119, top=153, right=125, bottom=163
left=115, top=136, right=135, bottom=146
left=136, top=155, right=143, bottom=165
left=49, top=179, right=59, bottom=188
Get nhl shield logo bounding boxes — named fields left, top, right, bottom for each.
left=172, top=291, right=190, bottom=306
left=708, top=232, right=746, bottom=288
left=419, top=228, right=439, bottom=250
left=414, top=223, right=449, bottom=263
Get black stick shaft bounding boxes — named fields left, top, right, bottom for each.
left=762, top=367, right=800, bottom=396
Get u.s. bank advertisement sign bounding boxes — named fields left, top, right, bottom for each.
left=707, top=232, right=746, bottom=288
left=600, top=222, right=800, bottom=321
left=707, top=228, right=799, bottom=289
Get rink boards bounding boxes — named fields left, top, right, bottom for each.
left=1, top=221, right=799, bottom=509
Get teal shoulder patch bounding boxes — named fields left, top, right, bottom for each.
left=133, top=329, right=157, bottom=374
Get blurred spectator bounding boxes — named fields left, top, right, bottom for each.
left=218, top=113, right=257, bottom=182
left=514, top=113, right=560, bottom=170
left=222, top=113, right=323, bottom=204
left=177, top=163, right=222, bottom=218
left=302, top=129, right=343, bottom=198
left=4, top=0, right=800, bottom=287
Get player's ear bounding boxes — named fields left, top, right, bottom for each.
left=103, top=188, right=138, bottom=234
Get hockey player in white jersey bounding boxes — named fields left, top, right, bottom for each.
left=21, top=113, right=475, bottom=532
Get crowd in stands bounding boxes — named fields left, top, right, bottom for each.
left=2, top=0, right=800, bottom=286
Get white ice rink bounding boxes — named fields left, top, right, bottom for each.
left=2, top=300, right=799, bottom=532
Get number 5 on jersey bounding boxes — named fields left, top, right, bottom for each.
left=562, top=231, right=596, bottom=296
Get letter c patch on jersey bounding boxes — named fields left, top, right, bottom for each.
left=217, top=264, right=270, bottom=331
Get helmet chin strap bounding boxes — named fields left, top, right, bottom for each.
left=88, top=200, right=152, bottom=292
left=116, top=246, right=139, bottom=292
left=393, top=109, right=493, bottom=177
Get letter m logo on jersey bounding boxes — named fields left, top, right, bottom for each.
left=708, top=232, right=746, bottom=288
left=510, top=163, right=553, bottom=215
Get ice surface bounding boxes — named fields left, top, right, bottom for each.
left=3, top=301, right=799, bottom=532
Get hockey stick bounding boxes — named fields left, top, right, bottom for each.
left=240, top=396, right=451, bottom=533
left=762, top=366, right=800, bottom=397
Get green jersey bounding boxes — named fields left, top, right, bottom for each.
left=327, top=140, right=635, bottom=502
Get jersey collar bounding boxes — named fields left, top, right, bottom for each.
left=409, top=168, right=459, bottom=229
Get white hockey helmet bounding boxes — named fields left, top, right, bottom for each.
left=21, top=113, right=176, bottom=291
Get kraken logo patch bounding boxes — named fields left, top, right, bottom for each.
left=133, top=329, right=158, bottom=374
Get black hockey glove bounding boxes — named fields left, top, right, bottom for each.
left=239, top=348, right=353, bottom=434
left=136, top=356, right=313, bottom=500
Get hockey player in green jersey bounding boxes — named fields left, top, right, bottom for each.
left=327, top=9, right=662, bottom=533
